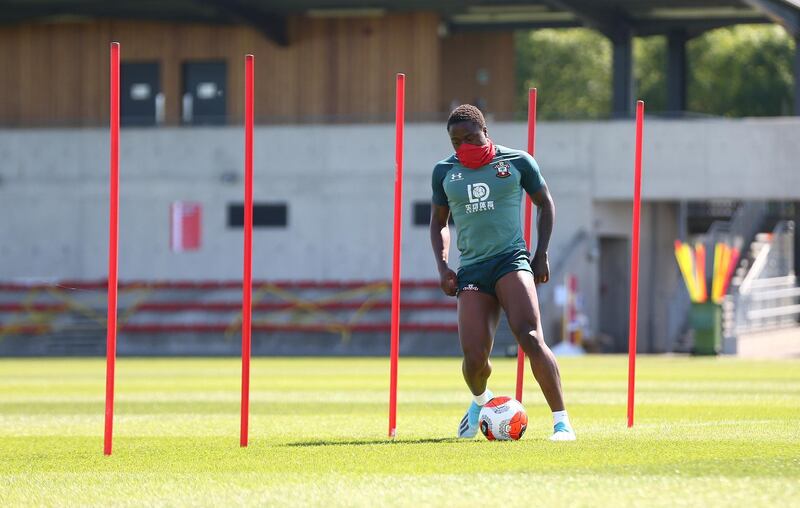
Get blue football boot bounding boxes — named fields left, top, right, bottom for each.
left=550, top=421, right=577, bottom=441
left=457, top=390, right=492, bottom=439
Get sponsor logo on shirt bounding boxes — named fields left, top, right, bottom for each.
left=467, top=183, right=490, bottom=203
left=450, top=172, right=463, bottom=181
left=494, top=161, right=511, bottom=178
left=465, top=183, right=494, bottom=214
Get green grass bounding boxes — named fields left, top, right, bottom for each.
left=1, top=356, right=799, bottom=507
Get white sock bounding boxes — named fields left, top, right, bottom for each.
left=553, top=410, right=570, bottom=427
left=473, top=389, right=492, bottom=406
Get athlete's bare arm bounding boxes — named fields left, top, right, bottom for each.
left=529, top=184, right=555, bottom=284
left=430, top=203, right=458, bottom=296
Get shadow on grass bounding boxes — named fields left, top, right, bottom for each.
left=284, top=437, right=461, bottom=448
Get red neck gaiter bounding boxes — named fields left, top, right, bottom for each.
left=456, top=139, right=496, bottom=169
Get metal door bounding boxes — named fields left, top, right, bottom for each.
left=121, top=62, right=162, bottom=126
left=182, top=61, right=227, bottom=125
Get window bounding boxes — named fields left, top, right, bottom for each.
left=228, top=204, right=288, bottom=228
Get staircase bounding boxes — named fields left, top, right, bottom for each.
left=726, top=220, right=798, bottom=343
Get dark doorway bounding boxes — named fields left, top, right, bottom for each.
left=182, top=61, right=227, bottom=125
left=121, top=62, right=161, bottom=126
left=599, top=236, right=630, bottom=352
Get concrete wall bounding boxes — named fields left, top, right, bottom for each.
left=2, top=118, right=799, bottom=351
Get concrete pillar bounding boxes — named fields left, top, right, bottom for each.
left=612, top=28, right=634, bottom=117
left=678, top=200, right=688, bottom=240
left=667, top=29, right=688, bottom=114
left=794, top=203, right=800, bottom=324
left=795, top=35, right=800, bottom=116
left=794, top=202, right=800, bottom=277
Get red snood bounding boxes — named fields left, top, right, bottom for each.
left=456, top=139, right=496, bottom=169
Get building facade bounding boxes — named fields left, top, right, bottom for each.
left=1, top=2, right=799, bottom=354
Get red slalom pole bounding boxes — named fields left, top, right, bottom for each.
left=388, top=73, right=405, bottom=438
left=240, top=54, right=254, bottom=447
left=516, top=88, right=536, bottom=403
left=103, top=41, right=120, bottom=456
left=627, top=101, right=644, bottom=428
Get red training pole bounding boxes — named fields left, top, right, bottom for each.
left=388, top=73, right=405, bottom=438
left=627, top=101, right=644, bottom=428
left=516, top=88, right=536, bottom=402
left=103, top=41, right=120, bottom=456
left=240, top=54, right=254, bottom=447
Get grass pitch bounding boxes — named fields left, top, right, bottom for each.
left=1, top=355, right=799, bottom=507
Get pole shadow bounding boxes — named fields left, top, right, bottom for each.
left=284, top=437, right=461, bottom=448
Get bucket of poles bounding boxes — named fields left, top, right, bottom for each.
left=674, top=239, right=741, bottom=355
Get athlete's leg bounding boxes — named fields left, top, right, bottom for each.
left=495, top=270, right=565, bottom=411
left=456, top=290, right=501, bottom=438
left=457, top=290, right=501, bottom=395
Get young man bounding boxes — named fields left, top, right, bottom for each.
left=430, top=104, right=576, bottom=441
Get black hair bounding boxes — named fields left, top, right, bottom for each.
left=446, top=104, right=487, bottom=130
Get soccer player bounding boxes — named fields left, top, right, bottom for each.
left=430, top=104, right=576, bottom=441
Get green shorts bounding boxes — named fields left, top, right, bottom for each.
left=456, top=248, right=532, bottom=297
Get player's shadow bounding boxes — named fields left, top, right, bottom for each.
left=284, top=437, right=460, bottom=448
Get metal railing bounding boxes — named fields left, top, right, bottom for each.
left=727, top=221, right=798, bottom=336
left=729, top=275, right=799, bottom=333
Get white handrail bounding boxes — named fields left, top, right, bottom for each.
left=751, top=287, right=800, bottom=301
left=748, top=305, right=800, bottom=320
left=739, top=243, right=772, bottom=294
left=746, top=276, right=796, bottom=290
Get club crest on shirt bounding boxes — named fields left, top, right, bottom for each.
left=494, top=161, right=511, bottom=178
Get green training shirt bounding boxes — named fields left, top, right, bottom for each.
left=431, top=144, right=546, bottom=268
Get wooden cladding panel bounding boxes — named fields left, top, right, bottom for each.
left=0, top=13, right=446, bottom=125
left=0, top=26, right=21, bottom=123
left=440, top=32, right=516, bottom=117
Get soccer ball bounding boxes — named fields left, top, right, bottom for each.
left=478, top=396, right=528, bottom=441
